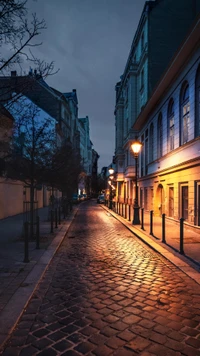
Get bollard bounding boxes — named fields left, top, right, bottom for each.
left=36, top=216, right=40, bottom=249
left=55, top=208, right=58, bottom=228
left=180, top=217, right=184, bottom=254
left=23, top=221, right=29, bottom=263
left=150, top=210, right=153, bottom=236
left=51, top=210, right=54, bottom=233
left=58, top=207, right=61, bottom=225
left=141, top=208, right=144, bottom=230
left=162, top=213, right=166, bottom=243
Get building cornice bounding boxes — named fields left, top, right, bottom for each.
left=133, top=16, right=200, bottom=130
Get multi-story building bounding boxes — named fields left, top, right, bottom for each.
left=114, top=0, right=200, bottom=207
left=78, top=116, right=93, bottom=195
left=134, top=15, right=200, bottom=227
left=63, top=89, right=80, bottom=151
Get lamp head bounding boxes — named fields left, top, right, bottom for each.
left=108, top=167, right=114, bottom=175
left=131, top=139, right=142, bottom=157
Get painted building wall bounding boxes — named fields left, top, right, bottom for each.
left=138, top=40, right=200, bottom=226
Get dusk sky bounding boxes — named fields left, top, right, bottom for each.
left=27, top=0, right=146, bottom=171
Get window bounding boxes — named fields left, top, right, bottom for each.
left=195, top=65, right=200, bottom=137
left=149, top=123, right=154, bottom=162
left=180, top=82, right=190, bottom=145
left=141, top=32, right=144, bottom=52
left=141, top=69, right=144, bottom=90
left=145, top=129, right=148, bottom=175
left=168, top=99, right=174, bottom=151
left=181, top=185, right=188, bottom=220
left=141, top=134, right=144, bottom=176
left=157, top=113, right=163, bottom=157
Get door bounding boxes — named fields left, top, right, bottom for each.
left=182, top=186, right=188, bottom=220
left=169, top=187, right=174, bottom=217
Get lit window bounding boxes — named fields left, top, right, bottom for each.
left=157, top=113, right=163, bottom=157
left=168, top=99, right=174, bottom=151
left=195, top=66, right=200, bottom=137
left=180, top=83, right=190, bottom=145
left=149, top=123, right=154, bottom=162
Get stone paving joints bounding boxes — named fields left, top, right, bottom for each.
left=0, top=207, right=79, bottom=350
left=102, top=205, right=200, bottom=286
left=0, top=200, right=200, bottom=356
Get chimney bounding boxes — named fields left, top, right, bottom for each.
left=11, top=71, right=17, bottom=77
left=72, top=89, right=76, bottom=93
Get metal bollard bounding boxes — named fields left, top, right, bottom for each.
left=162, top=213, right=166, bottom=243
left=23, top=221, right=29, bottom=263
left=36, top=216, right=40, bottom=249
left=58, top=207, right=61, bottom=225
left=141, top=208, right=144, bottom=230
left=55, top=208, right=58, bottom=228
left=51, top=210, right=54, bottom=233
left=180, top=217, right=184, bottom=254
left=150, top=210, right=153, bottom=236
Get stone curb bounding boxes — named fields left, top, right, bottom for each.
left=102, top=205, right=200, bottom=286
left=0, top=207, right=79, bottom=350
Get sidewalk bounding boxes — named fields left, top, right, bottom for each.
left=0, top=205, right=78, bottom=349
left=102, top=205, right=200, bottom=285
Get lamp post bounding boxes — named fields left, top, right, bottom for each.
left=108, top=167, right=114, bottom=209
left=131, top=139, right=142, bottom=225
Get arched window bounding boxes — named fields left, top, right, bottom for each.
left=141, top=32, right=144, bottom=52
left=168, top=98, right=174, bottom=151
left=141, top=69, right=144, bottom=89
left=180, top=82, right=190, bottom=145
left=195, top=65, right=200, bottom=137
left=157, top=113, right=163, bottom=157
left=149, top=123, right=154, bottom=162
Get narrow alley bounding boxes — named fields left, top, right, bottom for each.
left=1, top=200, right=200, bottom=356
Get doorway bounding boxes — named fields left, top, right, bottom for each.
left=169, top=187, right=174, bottom=217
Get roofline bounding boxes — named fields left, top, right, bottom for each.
left=133, top=15, right=200, bottom=130
left=116, top=1, right=156, bottom=99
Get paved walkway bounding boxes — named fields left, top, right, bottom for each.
left=1, top=201, right=200, bottom=355
left=111, top=205, right=200, bottom=268
left=0, top=205, right=78, bottom=348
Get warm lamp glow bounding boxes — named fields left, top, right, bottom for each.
left=108, top=167, right=114, bottom=175
left=131, top=140, right=142, bottom=156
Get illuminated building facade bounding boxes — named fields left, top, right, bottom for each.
left=134, top=16, right=200, bottom=226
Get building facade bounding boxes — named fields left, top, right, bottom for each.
left=114, top=0, right=200, bottom=214
left=134, top=16, right=200, bottom=227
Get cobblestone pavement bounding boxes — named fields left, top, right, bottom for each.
left=1, top=201, right=200, bottom=356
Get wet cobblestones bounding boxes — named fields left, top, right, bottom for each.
left=1, top=201, right=200, bottom=355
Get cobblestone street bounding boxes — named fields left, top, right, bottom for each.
left=1, top=200, right=200, bottom=356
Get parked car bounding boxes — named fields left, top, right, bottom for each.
left=97, top=194, right=105, bottom=204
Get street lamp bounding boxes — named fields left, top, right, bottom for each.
left=131, top=139, right=142, bottom=225
left=108, top=167, right=114, bottom=209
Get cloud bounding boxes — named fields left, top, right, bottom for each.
left=27, top=0, right=146, bottom=170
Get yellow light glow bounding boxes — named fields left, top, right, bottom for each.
left=131, top=140, right=142, bottom=155
left=108, top=167, right=114, bottom=175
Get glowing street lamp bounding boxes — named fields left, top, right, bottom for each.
left=108, top=167, right=114, bottom=209
left=131, top=139, right=142, bottom=225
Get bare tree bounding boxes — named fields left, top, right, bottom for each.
left=6, top=96, right=57, bottom=238
left=0, top=0, right=55, bottom=77
left=44, top=141, right=82, bottom=200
